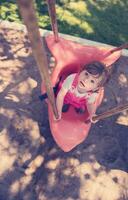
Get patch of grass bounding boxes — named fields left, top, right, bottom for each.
left=0, top=1, right=21, bottom=22
left=0, top=0, right=128, bottom=46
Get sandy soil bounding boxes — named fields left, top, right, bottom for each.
left=0, top=22, right=128, bottom=200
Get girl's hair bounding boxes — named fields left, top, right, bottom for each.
left=81, top=61, right=110, bottom=87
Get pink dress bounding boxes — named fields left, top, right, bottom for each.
left=63, top=73, right=92, bottom=110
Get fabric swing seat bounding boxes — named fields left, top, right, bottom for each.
left=41, top=35, right=121, bottom=152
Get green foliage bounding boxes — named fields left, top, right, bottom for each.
left=0, top=1, right=21, bottom=22
left=0, top=0, right=128, bottom=46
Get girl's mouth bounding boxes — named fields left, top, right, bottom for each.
left=80, top=81, right=85, bottom=87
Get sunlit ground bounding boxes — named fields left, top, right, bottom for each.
left=0, top=0, right=128, bottom=46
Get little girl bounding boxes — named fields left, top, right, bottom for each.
left=55, top=61, right=109, bottom=121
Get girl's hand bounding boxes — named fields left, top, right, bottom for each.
left=49, top=57, right=56, bottom=68
left=85, top=114, right=98, bottom=124
left=49, top=57, right=56, bottom=74
left=90, top=114, right=99, bottom=123
left=53, top=113, right=61, bottom=122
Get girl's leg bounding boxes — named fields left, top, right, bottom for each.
left=75, top=107, right=86, bottom=114
left=62, top=104, right=70, bottom=112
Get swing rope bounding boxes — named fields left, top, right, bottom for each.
left=92, top=103, right=128, bottom=122
left=47, top=0, right=59, bottom=42
left=110, top=43, right=128, bottom=54
left=17, top=0, right=59, bottom=119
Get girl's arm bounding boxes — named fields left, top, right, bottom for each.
left=86, top=102, right=98, bottom=123
left=86, top=102, right=96, bottom=118
left=86, top=92, right=98, bottom=123
left=55, top=87, right=68, bottom=120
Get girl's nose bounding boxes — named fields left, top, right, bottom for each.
left=84, top=76, right=89, bottom=82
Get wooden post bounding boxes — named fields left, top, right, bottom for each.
left=47, top=0, right=59, bottom=42
left=92, top=103, right=128, bottom=122
left=17, top=0, right=59, bottom=119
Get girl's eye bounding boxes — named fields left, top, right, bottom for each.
left=85, top=72, right=88, bottom=76
left=91, top=80, right=95, bottom=83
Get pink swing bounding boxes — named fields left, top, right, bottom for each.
left=41, top=35, right=121, bottom=152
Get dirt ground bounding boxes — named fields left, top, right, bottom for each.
left=0, top=22, right=128, bottom=200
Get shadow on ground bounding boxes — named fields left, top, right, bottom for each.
left=0, top=25, right=128, bottom=200
left=58, top=0, right=128, bottom=45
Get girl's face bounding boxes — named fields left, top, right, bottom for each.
left=77, top=70, right=103, bottom=93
